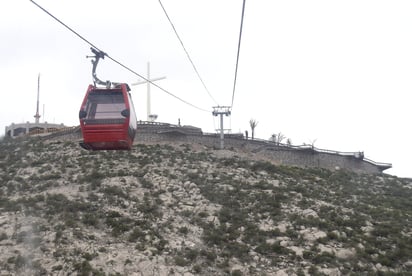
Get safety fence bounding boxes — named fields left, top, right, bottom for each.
left=202, top=133, right=392, bottom=170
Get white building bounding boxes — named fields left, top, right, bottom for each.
left=5, top=122, right=67, bottom=137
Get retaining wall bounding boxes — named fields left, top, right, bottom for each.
left=45, top=123, right=390, bottom=174
left=136, top=126, right=389, bottom=174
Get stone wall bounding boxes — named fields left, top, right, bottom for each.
left=46, top=123, right=390, bottom=174
left=135, top=126, right=389, bottom=174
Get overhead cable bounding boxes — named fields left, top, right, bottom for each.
left=29, top=0, right=210, bottom=113
left=230, top=0, right=247, bottom=109
left=107, top=56, right=209, bottom=112
left=30, top=0, right=102, bottom=53
left=158, top=0, right=219, bottom=106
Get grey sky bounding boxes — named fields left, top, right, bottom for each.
left=1, top=0, right=411, bottom=177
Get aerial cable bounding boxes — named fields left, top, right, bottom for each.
left=106, top=53, right=209, bottom=112
left=29, top=0, right=210, bottom=113
left=158, top=0, right=219, bottom=106
left=29, top=0, right=101, bottom=53
left=230, top=0, right=247, bottom=109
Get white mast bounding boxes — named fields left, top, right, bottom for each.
left=147, top=62, right=151, bottom=120
left=34, top=73, right=41, bottom=123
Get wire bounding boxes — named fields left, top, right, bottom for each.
left=158, top=0, right=219, bottom=106
left=30, top=0, right=102, bottom=53
left=230, top=0, right=247, bottom=109
left=29, top=0, right=210, bottom=113
left=108, top=56, right=209, bottom=112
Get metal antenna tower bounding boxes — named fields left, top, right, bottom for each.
left=131, top=62, right=166, bottom=121
left=212, top=106, right=231, bottom=149
left=34, top=73, right=41, bottom=123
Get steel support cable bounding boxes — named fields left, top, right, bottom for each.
left=108, top=57, right=210, bottom=112
left=158, top=0, right=219, bottom=106
left=230, top=0, right=247, bottom=109
left=29, top=0, right=210, bottom=113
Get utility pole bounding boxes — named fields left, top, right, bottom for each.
left=212, top=106, right=231, bottom=150
left=131, top=62, right=166, bottom=121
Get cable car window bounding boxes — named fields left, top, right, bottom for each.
left=85, top=91, right=126, bottom=120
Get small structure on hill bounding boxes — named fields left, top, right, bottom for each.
left=5, top=122, right=67, bottom=137
left=4, top=74, right=67, bottom=138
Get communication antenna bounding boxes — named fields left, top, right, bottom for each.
left=212, top=106, right=231, bottom=149
left=132, top=62, right=166, bottom=121
left=34, top=73, right=41, bottom=123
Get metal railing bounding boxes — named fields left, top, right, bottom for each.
left=203, top=132, right=392, bottom=169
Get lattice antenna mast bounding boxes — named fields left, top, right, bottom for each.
left=212, top=106, right=231, bottom=149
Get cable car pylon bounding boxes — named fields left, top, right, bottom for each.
left=212, top=106, right=231, bottom=150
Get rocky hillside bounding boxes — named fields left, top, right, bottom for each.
left=0, top=137, right=411, bottom=275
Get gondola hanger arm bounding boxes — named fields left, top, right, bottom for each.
left=87, top=48, right=119, bottom=88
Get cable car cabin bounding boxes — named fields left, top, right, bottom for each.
left=79, top=83, right=137, bottom=150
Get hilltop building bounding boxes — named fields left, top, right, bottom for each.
left=5, top=122, right=67, bottom=137
left=4, top=74, right=67, bottom=137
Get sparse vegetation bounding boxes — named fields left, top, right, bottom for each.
left=0, top=137, right=410, bottom=275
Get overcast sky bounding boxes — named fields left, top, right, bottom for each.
left=1, top=0, right=411, bottom=178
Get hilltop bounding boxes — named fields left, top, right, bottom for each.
left=0, top=137, right=411, bottom=275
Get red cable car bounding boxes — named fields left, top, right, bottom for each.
left=79, top=48, right=137, bottom=150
